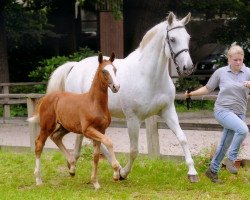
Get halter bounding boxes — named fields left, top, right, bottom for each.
left=166, top=25, right=189, bottom=75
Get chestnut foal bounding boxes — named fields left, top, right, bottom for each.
left=28, top=53, right=121, bottom=189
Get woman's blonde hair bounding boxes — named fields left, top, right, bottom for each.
left=227, top=44, right=244, bottom=58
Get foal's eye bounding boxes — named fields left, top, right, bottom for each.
left=102, top=69, right=108, bottom=75
left=170, top=37, right=175, bottom=43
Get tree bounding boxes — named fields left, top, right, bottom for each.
left=1, top=0, right=57, bottom=82
left=181, top=0, right=250, bottom=63
left=0, top=0, right=9, bottom=83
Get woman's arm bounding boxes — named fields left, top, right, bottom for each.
left=185, top=86, right=210, bottom=98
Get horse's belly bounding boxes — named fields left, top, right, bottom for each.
left=127, top=93, right=171, bottom=119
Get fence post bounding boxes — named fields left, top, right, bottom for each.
left=3, top=85, right=10, bottom=119
left=27, top=97, right=39, bottom=151
left=145, top=116, right=160, bottom=157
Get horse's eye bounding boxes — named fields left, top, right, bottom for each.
left=170, top=37, right=175, bottom=43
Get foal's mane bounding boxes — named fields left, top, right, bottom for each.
left=139, top=22, right=165, bottom=50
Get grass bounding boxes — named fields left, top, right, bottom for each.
left=0, top=148, right=250, bottom=200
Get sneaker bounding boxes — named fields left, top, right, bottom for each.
left=225, top=158, right=238, bottom=174
left=205, top=168, right=222, bottom=183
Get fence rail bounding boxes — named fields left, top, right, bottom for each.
left=0, top=82, right=46, bottom=118
left=0, top=82, right=244, bottom=157
left=0, top=87, right=222, bottom=156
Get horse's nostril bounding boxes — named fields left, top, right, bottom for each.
left=183, top=66, right=186, bottom=70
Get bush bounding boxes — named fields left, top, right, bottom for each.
left=29, top=47, right=96, bottom=92
left=29, top=47, right=96, bottom=82
left=175, top=77, right=202, bottom=93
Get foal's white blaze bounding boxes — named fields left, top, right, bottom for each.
left=104, top=64, right=120, bottom=93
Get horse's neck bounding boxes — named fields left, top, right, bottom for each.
left=89, top=69, right=108, bottom=106
left=136, top=39, right=170, bottom=83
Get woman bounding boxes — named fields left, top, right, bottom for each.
left=186, top=44, right=250, bottom=183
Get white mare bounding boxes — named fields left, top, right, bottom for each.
left=46, top=12, right=199, bottom=182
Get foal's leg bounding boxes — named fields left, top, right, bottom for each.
left=91, top=140, right=101, bottom=189
left=50, top=127, right=76, bottom=176
left=161, top=104, right=199, bottom=182
left=85, top=127, right=121, bottom=181
left=34, top=129, right=49, bottom=185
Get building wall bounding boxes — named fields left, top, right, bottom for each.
left=100, top=12, right=124, bottom=58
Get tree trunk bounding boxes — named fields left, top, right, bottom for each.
left=0, top=8, right=9, bottom=83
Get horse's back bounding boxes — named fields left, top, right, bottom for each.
left=46, top=62, right=78, bottom=94
left=65, top=55, right=125, bottom=92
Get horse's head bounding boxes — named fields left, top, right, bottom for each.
left=165, top=12, right=194, bottom=76
left=98, top=52, right=120, bottom=93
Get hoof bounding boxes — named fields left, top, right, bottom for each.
left=69, top=172, right=75, bottom=177
left=36, top=179, right=43, bottom=186
left=113, top=176, right=119, bottom=182
left=188, top=174, right=199, bottom=183
left=119, top=175, right=125, bottom=180
left=119, top=168, right=126, bottom=180
left=93, top=182, right=100, bottom=190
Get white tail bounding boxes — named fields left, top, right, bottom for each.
left=27, top=115, right=40, bottom=124
left=46, top=62, right=77, bottom=94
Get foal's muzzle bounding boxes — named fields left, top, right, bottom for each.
left=110, top=84, right=120, bottom=93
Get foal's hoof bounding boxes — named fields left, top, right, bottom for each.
left=188, top=174, right=199, bottom=183
left=69, top=172, right=75, bottom=177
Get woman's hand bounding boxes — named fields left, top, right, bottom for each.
left=185, top=90, right=191, bottom=98
left=244, top=81, right=250, bottom=88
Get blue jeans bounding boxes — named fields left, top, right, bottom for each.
left=210, top=110, right=249, bottom=173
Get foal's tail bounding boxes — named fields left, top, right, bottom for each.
left=26, top=97, right=44, bottom=124
left=46, top=62, right=77, bottom=94
left=27, top=115, right=40, bottom=124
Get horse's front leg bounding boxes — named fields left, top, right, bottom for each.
left=161, top=104, right=199, bottom=183
left=119, top=117, right=141, bottom=179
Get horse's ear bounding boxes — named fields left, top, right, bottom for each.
left=167, top=12, right=175, bottom=25
left=110, top=52, right=115, bottom=62
left=180, top=12, right=191, bottom=25
left=98, top=52, right=103, bottom=63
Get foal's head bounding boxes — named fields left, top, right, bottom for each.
left=98, top=52, right=120, bottom=93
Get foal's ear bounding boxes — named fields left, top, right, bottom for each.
left=98, top=52, right=103, bottom=63
left=180, top=12, right=191, bottom=25
left=110, top=52, right=115, bottom=62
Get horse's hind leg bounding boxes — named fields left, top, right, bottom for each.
left=161, top=105, right=199, bottom=182
left=50, top=127, right=76, bottom=176
left=34, top=129, right=49, bottom=185
left=73, top=134, right=84, bottom=161
left=91, top=140, right=101, bottom=190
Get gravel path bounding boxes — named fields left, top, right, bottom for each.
left=1, top=116, right=250, bottom=159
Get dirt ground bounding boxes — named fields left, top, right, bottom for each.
left=1, top=117, right=250, bottom=159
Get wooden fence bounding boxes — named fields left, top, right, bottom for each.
left=0, top=82, right=246, bottom=157
left=0, top=82, right=46, bottom=118
left=0, top=92, right=220, bottom=155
